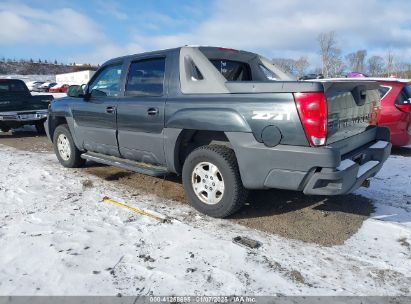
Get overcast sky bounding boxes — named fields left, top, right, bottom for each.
left=0, top=0, right=410, bottom=69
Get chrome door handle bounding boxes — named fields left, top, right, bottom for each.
left=147, top=108, right=159, bottom=115
left=106, top=106, right=116, bottom=114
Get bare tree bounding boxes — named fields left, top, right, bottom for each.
left=386, top=50, right=395, bottom=77
left=271, top=58, right=296, bottom=75
left=367, top=55, right=384, bottom=76
left=294, top=57, right=309, bottom=77
left=318, top=31, right=343, bottom=77
left=345, top=50, right=367, bottom=72
left=395, top=61, right=411, bottom=78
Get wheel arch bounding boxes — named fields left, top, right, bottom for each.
left=165, top=129, right=234, bottom=174
left=48, top=115, right=68, bottom=142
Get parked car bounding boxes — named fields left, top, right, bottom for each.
left=26, top=81, right=45, bottom=91
left=298, top=73, right=324, bottom=80
left=46, top=46, right=391, bottom=218
left=37, top=82, right=57, bottom=92
left=0, top=79, right=53, bottom=133
left=31, top=81, right=49, bottom=92
left=376, top=78, right=411, bottom=146
left=346, top=72, right=368, bottom=78
left=313, top=77, right=411, bottom=147
left=49, top=83, right=69, bottom=93
left=29, top=81, right=45, bottom=92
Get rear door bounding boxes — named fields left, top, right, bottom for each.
left=71, top=62, right=124, bottom=157
left=116, top=56, right=167, bottom=165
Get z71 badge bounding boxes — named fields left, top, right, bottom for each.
left=252, top=110, right=291, bottom=121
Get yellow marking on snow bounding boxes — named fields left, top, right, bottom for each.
left=102, top=196, right=167, bottom=223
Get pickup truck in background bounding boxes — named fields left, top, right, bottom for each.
left=46, top=46, right=391, bottom=218
left=0, top=79, right=53, bottom=133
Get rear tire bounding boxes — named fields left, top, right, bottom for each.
left=182, top=145, right=248, bottom=218
left=53, top=124, right=85, bottom=168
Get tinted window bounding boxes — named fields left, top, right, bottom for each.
left=378, top=86, right=390, bottom=99
left=0, top=80, right=27, bottom=92
left=210, top=59, right=251, bottom=81
left=396, top=85, right=411, bottom=106
left=126, top=58, right=165, bottom=96
left=89, top=63, right=122, bottom=97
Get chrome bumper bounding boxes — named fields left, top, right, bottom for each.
left=0, top=110, right=48, bottom=121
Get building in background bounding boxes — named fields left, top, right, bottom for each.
left=56, top=70, right=95, bottom=85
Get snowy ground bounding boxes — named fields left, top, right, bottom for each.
left=0, top=145, right=410, bottom=296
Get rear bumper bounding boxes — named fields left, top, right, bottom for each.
left=302, top=140, right=391, bottom=195
left=0, top=110, right=48, bottom=122
left=226, top=127, right=392, bottom=195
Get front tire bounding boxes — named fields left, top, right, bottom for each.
left=53, top=124, right=85, bottom=168
left=182, top=145, right=248, bottom=218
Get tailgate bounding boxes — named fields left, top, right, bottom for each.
left=0, top=93, right=51, bottom=112
left=322, top=81, right=380, bottom=144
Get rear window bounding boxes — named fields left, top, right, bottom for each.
left=209, top=59, right=251, bottom=81
left=0, top=80, right=27, bottom=93
left=396, top=85, right=411, bottom=106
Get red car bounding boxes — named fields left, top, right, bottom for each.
left=49, top=83, right=69, bottom=93
left=375, top=78, right=411, bottom=146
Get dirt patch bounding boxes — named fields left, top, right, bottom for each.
left=0, top=129, right=53, bottom=153
left=398, top=237, right=410, bottom=250
left=84, top=163, right=373, bottom=246
left=2, top=133, right=374, bottom=246
left=84, top=164, right=185, bottom=202
left=231, top=191, right=374, bottom=246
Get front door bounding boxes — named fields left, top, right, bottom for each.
left=116, top=57, right=167, bottom=165
left=71, top=62, right=123, bottom=156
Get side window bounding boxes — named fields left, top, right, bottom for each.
left=396, top=88, right=411, bottom=106
left=89, top=63, right=123, bottom=97
left=378, top=86, right=390, bottom=99
left=126, top=58, right=165, bottom=96
left=259, top=64, right=278, bottom=81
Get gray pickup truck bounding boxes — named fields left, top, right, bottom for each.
left=0, top=79, right=53, bottom=133
left=46, top=46, right=391, bottom=217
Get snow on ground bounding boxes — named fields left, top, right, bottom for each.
left=0, top=145, right=410, bottom=295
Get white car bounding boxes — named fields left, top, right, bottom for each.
left=25, top=81, right=44, bottom=91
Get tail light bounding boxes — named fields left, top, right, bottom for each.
left=396, top=104, right=411, bottom=113
left=293, top=92, right=327, bottom=147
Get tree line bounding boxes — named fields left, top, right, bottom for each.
left=0, top=58, right=98, bottom=75
left=272, top=31, right=411, bottom=79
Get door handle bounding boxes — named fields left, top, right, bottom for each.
left=147, top=107, right=159, bottom=116
left=106, top=106, right=116, bottom=114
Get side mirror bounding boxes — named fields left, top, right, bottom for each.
left=67, top=85, right=85, bottom=98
